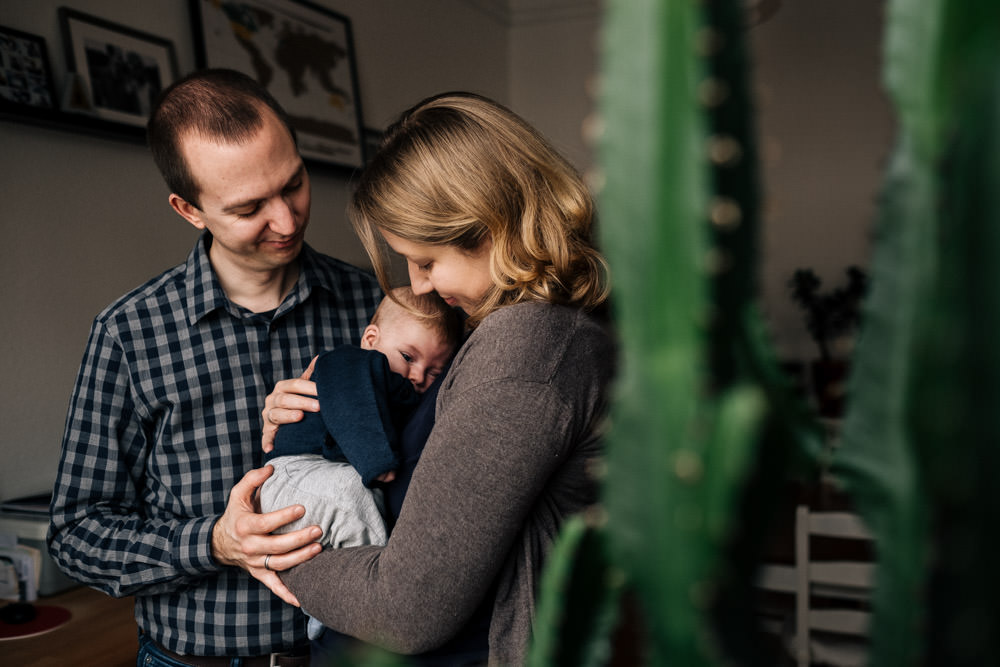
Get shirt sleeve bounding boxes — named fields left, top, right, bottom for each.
left=48, top=318, right=220, bottom=598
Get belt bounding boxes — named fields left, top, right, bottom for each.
left=151, top=640, right=310, bottom=667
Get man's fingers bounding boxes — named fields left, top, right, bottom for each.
left=272, top=377, right=320, bottom=409
left=238, top=501, right=301, bottom=532
left=232, top=466, right=274, bottom=499
left=260, top=540, right=323, bottom=573
left=302, top=356, right=317, bottom=380
left=266, top=405, right=309, bottom=426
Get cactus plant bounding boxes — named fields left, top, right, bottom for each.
left=833, top=0, right=1000, bottom=664
left=530, top=0, right=822, bottom=664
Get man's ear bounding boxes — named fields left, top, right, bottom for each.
left=360, top=324, right=380, bottom=350
left=168, top=193, right=206, bottom=230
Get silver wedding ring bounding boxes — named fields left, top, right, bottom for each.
left=264, top=554, right=273, bottom=571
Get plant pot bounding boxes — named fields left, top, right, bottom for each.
left=811, top=359, right=850, bottom=418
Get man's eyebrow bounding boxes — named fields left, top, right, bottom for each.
left=220, top=164, right=306, bottom=214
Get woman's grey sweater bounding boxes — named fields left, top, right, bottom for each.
left=281, top=301, right=615, bottom=665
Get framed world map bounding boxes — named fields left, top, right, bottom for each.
left=190, top=0, right=365, bottom=170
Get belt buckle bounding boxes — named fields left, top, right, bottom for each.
left=269, top=653, right=285, bottom=667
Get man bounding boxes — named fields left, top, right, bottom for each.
left=48, top=69, right=382, bottom=665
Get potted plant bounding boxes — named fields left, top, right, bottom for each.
left=788, top=266, right=868, bottom=416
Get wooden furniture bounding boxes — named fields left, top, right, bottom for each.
left=756, top=504, right=875, bottom=667
left=0, top=586, right=136, bottom=666
left=793, top=505, right=873, bottom=667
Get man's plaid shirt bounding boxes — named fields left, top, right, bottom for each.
left=49, top=233, right=382, bottom=656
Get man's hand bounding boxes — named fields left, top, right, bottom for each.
left=262, top=356, right=320, bottom=453
left=212, top=466, right=322, bottom=606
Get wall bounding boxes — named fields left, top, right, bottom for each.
left=752, top=1, right=894, bottom=358
left=508, top=3, right=602, bottom=172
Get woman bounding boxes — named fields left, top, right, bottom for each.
left=261, top=92, right=615, bottom=665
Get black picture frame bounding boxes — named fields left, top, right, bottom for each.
left=59, top=8, right=179, bottom=128
left=0, top=25, right=57, bottom=111
left=190, top=0, right=366, bottom=171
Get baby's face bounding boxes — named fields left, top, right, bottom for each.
left=362, top=317, right=454, bottom=393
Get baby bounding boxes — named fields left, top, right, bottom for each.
left=259, top=286, right=464, bottom=550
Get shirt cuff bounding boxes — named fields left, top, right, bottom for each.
left=171, top=515, right=223, bottom=574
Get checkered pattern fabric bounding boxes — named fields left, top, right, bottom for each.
left=49, top=233, right=382, bottom=656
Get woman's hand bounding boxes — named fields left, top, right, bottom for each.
left=211, top=466, right=323, bottom=606
left=262, top=356, right=321, bottom=453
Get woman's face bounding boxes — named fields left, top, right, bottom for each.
left=381, top=230, right=493, bottom=315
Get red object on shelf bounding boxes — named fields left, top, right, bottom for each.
left=0, top=604, right=72, bottom=640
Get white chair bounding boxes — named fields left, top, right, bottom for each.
left=756, top=504, right=875, bottom=666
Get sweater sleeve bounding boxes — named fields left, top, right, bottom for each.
left=280, top=304, right=613, bottom=657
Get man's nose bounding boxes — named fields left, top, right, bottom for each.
left=268, top=199, right=297, bottom=234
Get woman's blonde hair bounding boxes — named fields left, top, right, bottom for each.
left=350, top=92, right=609, bottom=327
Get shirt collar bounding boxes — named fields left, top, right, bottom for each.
left=285, top=240, right=346, bottom=314
left=183, top=233, right=342, bottom=325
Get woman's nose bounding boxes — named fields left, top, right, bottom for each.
left=407, top=266, right=433, bottom=295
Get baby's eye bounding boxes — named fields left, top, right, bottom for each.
left=400, top=352, right=413, bottom=363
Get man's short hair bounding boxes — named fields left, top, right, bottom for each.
left=146, top=68, right=297, bottom=208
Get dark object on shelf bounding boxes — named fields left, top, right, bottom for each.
left=0, top=492, right=51, bottom=516
left=811, top=358, right=850, bottom=418
left=0, top=601, right=37, bottom=625
left=789, top=267, right=867, bottom=417
left=0, top=602, right=72, bottom=639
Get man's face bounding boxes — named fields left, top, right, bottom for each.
left=170, top=111, right=310, bottom=276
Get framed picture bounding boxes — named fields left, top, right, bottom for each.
left=58, top=8, right=179, bottom=127
left=0, top=25, right=56, bottom=110
left=190, top=0, right=365, bottom=170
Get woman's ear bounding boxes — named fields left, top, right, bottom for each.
left=169, top=193, right=206, bottom=230
left=477, top=233, right=494, bottom=257
left=360, top=324, right=380, bottom=350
